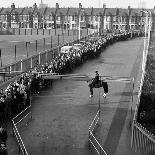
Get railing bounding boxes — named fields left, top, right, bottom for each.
left=88, top=110, right=107, bottom=155
left=132, top=121, right=155, bottom=155
left=131, top=13, right=155, bottom=155
left=12, top=98, right=32, bottom=155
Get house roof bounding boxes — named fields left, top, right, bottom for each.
left=11, top=8, right=25, bottom=15
left=22, top=7, right=33, bottom=15
left=2, top=8, right=12, bottom=14
left=67, top=8, right=78, bottom=15
left=0, top=6, right=153, bottom=18
left=119, top=8, right=129, bottom=16
left=92, top=8, right=104, bottom=15
left=84, top=8, right=92, bottom=15
left=105, top=8, right=117, bottom=16
left=0, top=8, right=4, bottom=15
left=50, top=8, right=56, bottom=15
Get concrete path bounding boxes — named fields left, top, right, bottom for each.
left=6, top=38, right=143, bottom=155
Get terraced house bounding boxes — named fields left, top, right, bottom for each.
left=0, top=2, right=153, bottom=31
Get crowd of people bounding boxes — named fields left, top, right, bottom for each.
left=0, top=30, right=144, bottom=152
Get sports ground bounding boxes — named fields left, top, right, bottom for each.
left=0, top=29, right=87, bottom=66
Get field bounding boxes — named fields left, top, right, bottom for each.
left=0, top=29, right=88, bottom=66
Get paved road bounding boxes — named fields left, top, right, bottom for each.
left=8, top=38, right=143, bottom=155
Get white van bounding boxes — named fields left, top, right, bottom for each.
left=60, top=46, right=73, bottom=54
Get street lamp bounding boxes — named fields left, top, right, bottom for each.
left=140, top=10, right=152, bottom=73
left=78, top=15, right=81, bottom=41
left=140, top=10, right=151, bottom=39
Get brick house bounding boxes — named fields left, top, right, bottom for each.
left=0, top=2, right=153, bottom=31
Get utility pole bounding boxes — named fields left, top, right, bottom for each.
left=78, top=15, right=81, bottom=41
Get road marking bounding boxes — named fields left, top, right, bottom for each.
left=8, top=41, right=23, bottom=43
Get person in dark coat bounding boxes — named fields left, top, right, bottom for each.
left=0, top=126, right=7, bottom=147
left=91, top=71, right=100, bottom=87
left=0, top=143, right=8, bottom=155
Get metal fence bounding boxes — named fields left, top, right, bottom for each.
left=9, top=28, right=88, bottom=36
left=0, top=31, right=93, bottom=83
left=0, top=29, right=88, bottom=67
left=131, top=14, right=155, bottom=155
left=88, top=110, right=107, bottom=155
left=12, top=100, right=32, bottom=155
left=131, top=121, right=155, bottom=155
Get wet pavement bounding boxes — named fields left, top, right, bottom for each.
left=8, top=38, right=144, bottom=155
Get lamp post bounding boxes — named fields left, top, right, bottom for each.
left=78, top=15, right=81, bottom=41
left=140, top=10, right=152, bottom=73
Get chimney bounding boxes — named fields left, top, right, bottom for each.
left=11, top=3, right=15, bottom=9
left=103, top=3, right=106, bottom=9
left=128, top=6, right=131, bottom=15
left=56, top=3, right=59, bottom=9
left=79, top=3, right=82, bottom=9
left=33, top=3, right=37, bottom=8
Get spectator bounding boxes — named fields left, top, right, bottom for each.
left=0, top=126, right=8, bottom=147
left=0, top=143, right=7, bottom=155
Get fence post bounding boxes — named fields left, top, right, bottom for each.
left=21, top=59, right=23, bottom=72
left=44, top=38, right=45, bottom=50
left=36, top=40, right=37, bottom=53
left=58, top=34, right=59, bottom=46
left=51, top=36, right=52, bottom=48
left=55, top=28, right=56, bottom=35
left=10, top=65, right=12, bottom=73
left=46, top=51, right=48, bottom=63
left=68, top=29, right=69, bottom=36
left=37, top=29, right=38, bottom=35
left=63, top=33, right=64, bottom=44
left=13, top=28, right=15, bottom=34
left=31, top=29, right=32, bottom=35
left=31, top=57, right=33, bottom=69
left=49, top=29, right=50, bottom=35
left=15, top=45, right=17, bottom=61
left=43, top=29, right=44, bottom=35
left=39, top=52, right=41, bottom=65
left=0, top=48, right=2, bottom=67
left=19, top=29, right=20, bottom=35
left=25, top=29, right=26, bottom=35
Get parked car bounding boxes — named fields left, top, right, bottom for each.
left=72, top=44, right=83, bottom=51
left=60, top=46, right=74, bottom=54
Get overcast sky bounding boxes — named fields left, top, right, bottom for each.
left=0, top=0, right=154, bottom=8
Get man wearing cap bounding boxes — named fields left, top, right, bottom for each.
left=92, top=71, right=100, bottom=86
left=89, top=71, right=100, bottom=97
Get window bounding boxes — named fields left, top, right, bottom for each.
left=57, top=16, right=60, bottom=21
left=67, top=24, right=69, bottom=29
left=72, top=16, right=75, bottom=21
left=12, top=15, right=15, bottom=20
left=113, top=16, right=116, bottom=22
left=106, top=16, right=110, bottom=22
left=3, top=23, right=6, bottom=28
left=81, top=15, right=83, bottom=21
left=35, top=23, right=37, bottom=28
left=95, top=16, right=98, bottom=21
